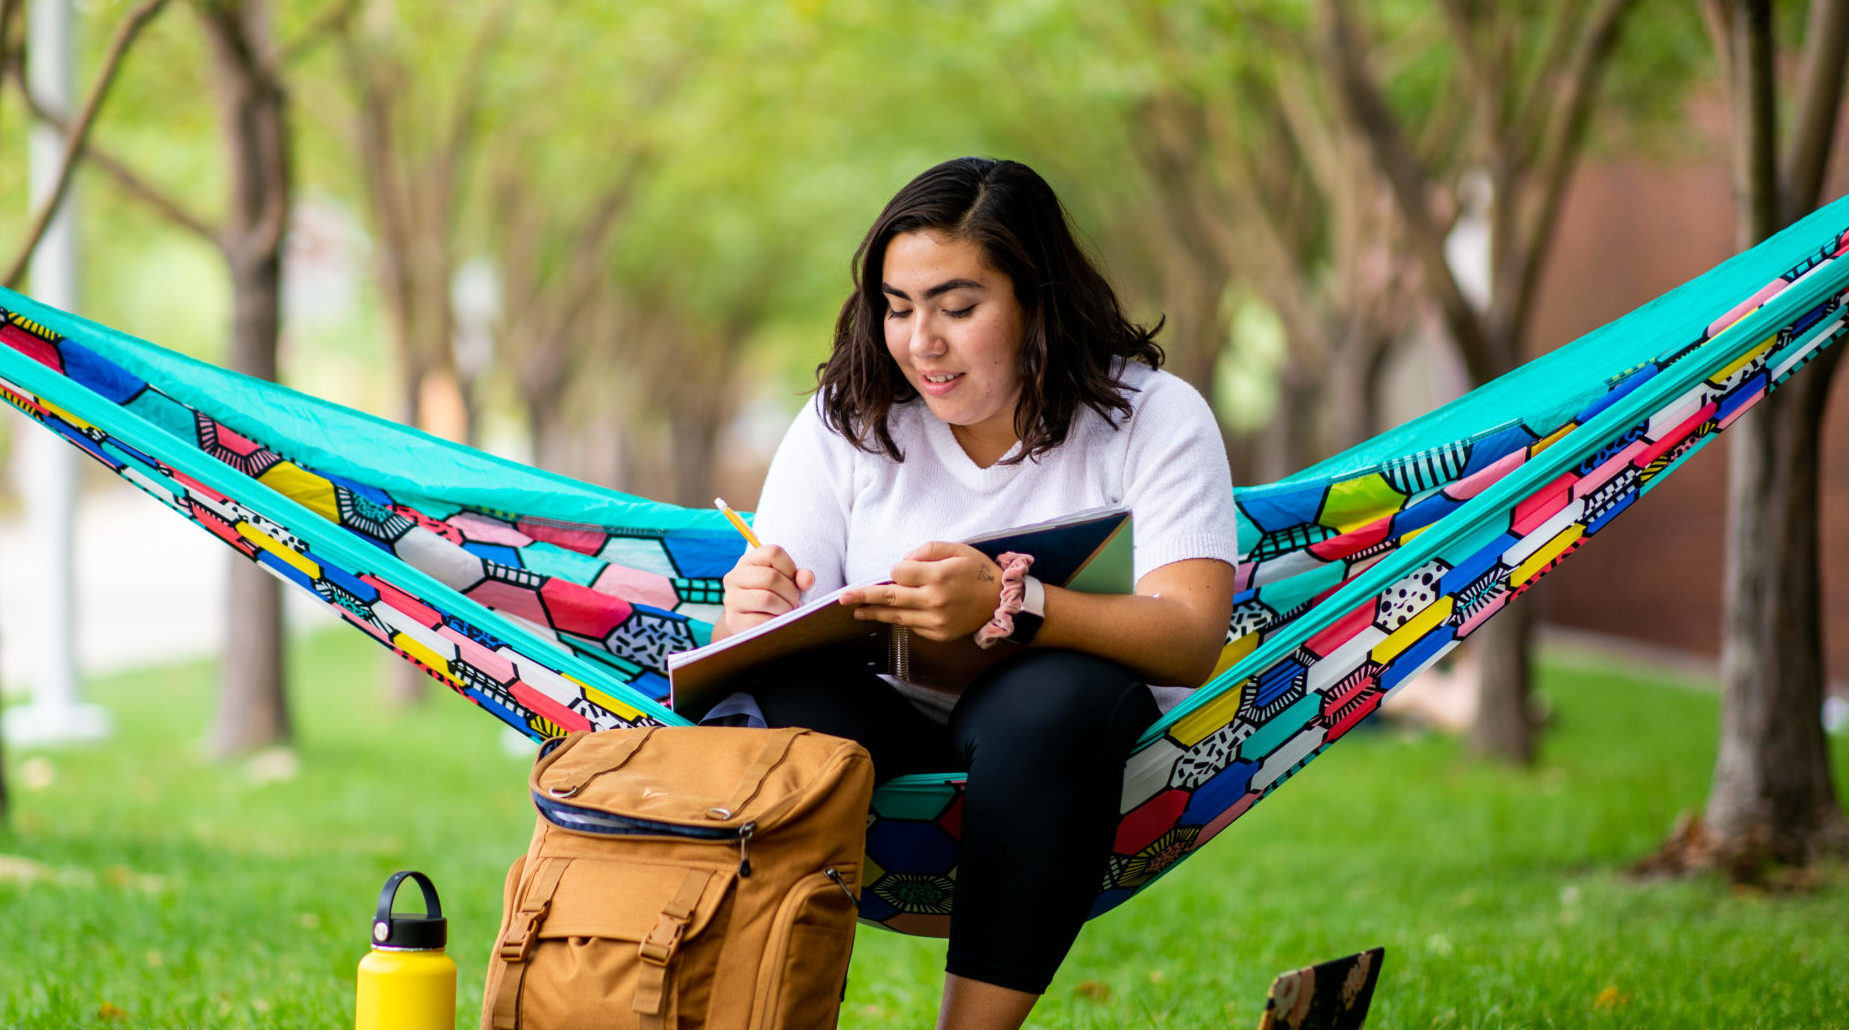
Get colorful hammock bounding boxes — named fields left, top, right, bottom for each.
left=2, top=195, right=1846, bottom=938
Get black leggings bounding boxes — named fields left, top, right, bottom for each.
left=739, top=646, right=1159, bottom=994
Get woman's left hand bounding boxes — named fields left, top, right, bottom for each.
left=838, top=541, right=1002, bottom=642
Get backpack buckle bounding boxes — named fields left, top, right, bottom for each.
left=637, top=913, right=686, bottom=966
left=498, top=901, right=551, bottom=963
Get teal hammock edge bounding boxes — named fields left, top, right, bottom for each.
left=0, top=314, right=692, bottom=731
left=0, top=193, right=1843, bottom=936
left=0, top=288, right=716, bottom=537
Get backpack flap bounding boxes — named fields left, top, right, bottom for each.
left=489, top=857, right=734, bottom=1030
left=532, top=727, right=810, bottom=830
left=535, top=859, right=730, bottom=943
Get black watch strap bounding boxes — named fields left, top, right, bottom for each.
left=1008, top=611, right=1044, bottom=645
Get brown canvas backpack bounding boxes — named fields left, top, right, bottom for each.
left=482, top=725, right=874, bottom=1030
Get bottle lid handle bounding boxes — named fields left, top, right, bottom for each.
left=372, top=870, right=447, bottom=950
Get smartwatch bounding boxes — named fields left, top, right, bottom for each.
left=1008, top=575, right=1046, bottom=645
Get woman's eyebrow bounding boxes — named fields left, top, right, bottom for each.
left=880, top=278, right=987, bottom=301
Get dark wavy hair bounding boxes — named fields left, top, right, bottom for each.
left=817, top=157, right=1164, bottom=463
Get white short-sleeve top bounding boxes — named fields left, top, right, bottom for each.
left=749, top=360, right=1242, bottom=714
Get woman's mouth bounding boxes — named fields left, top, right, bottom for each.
left=918, top=371, right=963, bottom=395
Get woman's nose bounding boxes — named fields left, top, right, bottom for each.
left=910, top=315, right=946, bottom=357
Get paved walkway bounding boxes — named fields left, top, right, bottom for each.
left=0, top=481, right=326, bottom=692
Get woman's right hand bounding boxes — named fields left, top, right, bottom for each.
left=716, top=545, right=816, bottom=638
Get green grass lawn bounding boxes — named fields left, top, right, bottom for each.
left=3, top=626, right=1846, bottom=1029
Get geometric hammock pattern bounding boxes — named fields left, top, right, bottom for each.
left=2, top=194, right=1847, bottom=937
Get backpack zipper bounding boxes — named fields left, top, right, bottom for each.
left=823, top=867, right=859, bottom=908
left=534, top=791, right=759, bottom=874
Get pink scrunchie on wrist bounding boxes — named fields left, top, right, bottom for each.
left=973, top=551, right=1035, bottom=650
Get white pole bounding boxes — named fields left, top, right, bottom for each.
left=8, top=0, right=110, bottom=745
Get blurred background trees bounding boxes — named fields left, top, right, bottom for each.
left=0, top=0, right=1844, bottom=876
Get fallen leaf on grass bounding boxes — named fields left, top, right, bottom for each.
left=22, top=757, right=54, bottom=791
left=0, top=855, right=78, bottom=886
left=97, top=1003, right=127, bottom=1020
left=0, top=855, right=167, bottom=892
left=1074, top=980, right=1113, bottom=1002
left=243, top=747, right=301, bottom=785
left=1594, top=985, right=1632, bottom=1008
left=105, top=865, right=169, bottom=893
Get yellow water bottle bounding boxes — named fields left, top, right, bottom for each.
left=355, top=870, right=457, bottom=1030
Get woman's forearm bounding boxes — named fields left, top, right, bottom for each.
left=1031, top=559, right=1234, bottom=687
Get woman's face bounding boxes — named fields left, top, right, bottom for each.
left=880, top=230, right=1027, bottom=463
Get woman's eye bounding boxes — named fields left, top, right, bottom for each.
left=946, top=305, right=975, bottom=318
left=887, top=308, right=912, bottom=320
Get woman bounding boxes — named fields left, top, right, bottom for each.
left=712, top=157, right=1239, bottom=1030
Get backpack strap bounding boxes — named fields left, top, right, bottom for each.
left=710, top=729, right=808, bottom=818
left=535, top=728, right=656, bottom=799
left=633, top=868, right=714, bottom=1030
left=489, top=856, right=571, bottom=1030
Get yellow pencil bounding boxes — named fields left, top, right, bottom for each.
left=714, top=497, right=762, bottom=549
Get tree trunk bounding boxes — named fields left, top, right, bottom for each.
left=1706, top=349, right=1849, bottom=867
left=1467, top=317, right=1539, bottom=763
left=386, top=338, right=456, bottom=708
left=1706, top=0, right=1848, bottom=871
left=214, top=560, right=289, bottom=756
left=203, top=0, right=292, bottom=757
left=617, top=421, right=665, bottom=500
left=384, top=655, right=427, bottom=708
left=528, top=396, right=575, bottom=477
left=214, top=252, right=291, bottom=756
left=1316, top=0, right=1637, bottom=766
left=1467, top=597, right=1536, bottom=763
left=668, top=408, right=722, bottom=509
left=1276, top=367, right=1329, bottom=474
left=387, top=348, right=431, bottom=709
left=212, top=245, right=291, bottom=756
left=1644, top=0, right=1849, bottom=877
left=1165, top=279, right=1224, bottom=400
left=1322, top=322, right=1388, bottom=460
